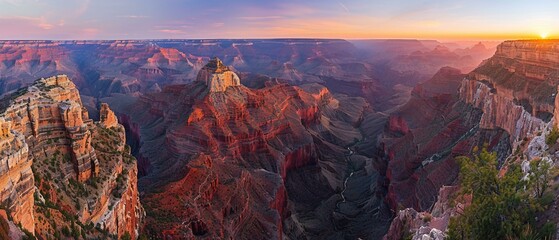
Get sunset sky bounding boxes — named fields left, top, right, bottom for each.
left=0, top=0, right=556, bottom=40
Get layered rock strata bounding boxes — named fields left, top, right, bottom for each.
left=196, top=57, right=240, bottom=92
left=105, top=59, right=391, bottom=239
left=383, top=40, right=559, bottom=237
left=381, top=67, right=511, bottom=211
left=0, top=75, right=142, bottom=238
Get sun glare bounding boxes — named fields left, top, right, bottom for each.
left=540, top=32, right=549, bottom=39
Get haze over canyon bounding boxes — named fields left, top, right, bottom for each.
left=0, top=36, right=555, bottom=240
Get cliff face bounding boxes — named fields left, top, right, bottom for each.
left=460, top=40, right=559, bottom=143
left=459, top=78, right=545, bottom=143
left=382, top=40, right=559, bottom=237
left=0, top=75, right=142, bottom=238
left=381, top=67, right=512, bottom=211
left=494, top=40, right=559, bottom=80
left=0, top=118, right=34, bottom=233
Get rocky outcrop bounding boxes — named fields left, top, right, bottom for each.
left=0, top=75, right=98, bottom=182
left=99, top=103, right=118, bottom=128
left=196, top=57, right=240, bottom=92
left=0, top=75, right=142, bottom=238
left=383, top=186, right=467, bottom=240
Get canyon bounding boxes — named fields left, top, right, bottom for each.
left=104, top=57, right=393, bottom=239
left=0, top=39, right=495, bottom=112
left=1, top=39, right=555, bottom=239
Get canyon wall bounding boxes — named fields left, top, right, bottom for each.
left=0, top=75, right=142, bottom=238
left=383, top=40, right=559, bottom=238
left=460, top=40, right=559, bottom=143
left=0, top=119, right=34, bottom=233
left=381, top=67, right=511, bottom=211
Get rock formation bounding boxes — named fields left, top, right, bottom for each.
left=382, top=40, right=559, bottom=237
left=0, top=40, right=495, bottom=117
left=99, top=103, right=118, bottom=128
left=0, top=118, right=34, bottom=233
left=380, top=67, right=511, bottom=211
left=196, top=57, right=240, bottom=92
left=459, top=40, right=559, bottom=144
left=0, top=75, right=142, bottom=238
left=383, top=186, right=468, bottom=240
left=104, top=58, right=392, bottom=239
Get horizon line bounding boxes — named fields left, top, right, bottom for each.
left=0, top=37, right=545, bottom=42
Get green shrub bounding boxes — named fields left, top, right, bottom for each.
left=546, top=126, right=559, bottom=145
left=448, top=149, right=545, bottom=240
left=121, top=232, right=132, bottom=240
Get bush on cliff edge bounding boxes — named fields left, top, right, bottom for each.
left=447, top=149, right=553, bottom=240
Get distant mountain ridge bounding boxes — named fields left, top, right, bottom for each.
left=0, top=39, right=495, bottom=113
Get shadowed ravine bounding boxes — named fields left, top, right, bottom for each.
left=332, top=138, right=393, bottom=239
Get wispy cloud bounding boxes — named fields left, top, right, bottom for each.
left=238, top=16, right=283, bottom=21
left=118, top=15, right=149, bottom=19
left=0, top=0, right=33, bottom=6
left=0, top=16, right=56, bottom=30
left=338, top=2, right=350, bottom=13
left=74, top=0, right=90, bottom=17
left=158, top=29, right=186, bottom=34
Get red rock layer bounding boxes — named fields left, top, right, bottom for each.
left=109, top=75, right=371, bottom=238
left=0, top=76, right=143, bottom=238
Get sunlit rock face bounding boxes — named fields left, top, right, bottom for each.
left=0, top=75, right=99, bottom=182
left=99, top=103, right=118, bottom=128
left=460, top=40, right=559, bottom=143
left=0, top=118, right=34, bottom=233
left=0, top=75, right=142, bottom=239
left=196, top=57, right=241, bottom=92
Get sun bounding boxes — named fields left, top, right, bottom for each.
left=540, top=32, right=549, bottom=39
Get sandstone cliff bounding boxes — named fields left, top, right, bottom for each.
left=196, top=57, right=240, bottom=92
left=382, top=40, right=559, bottom=238
left=0, top=118, right=34, bottom=233
left=0, top=75, right=142, bottom=238
left=459, top=40, right=559, bottom=143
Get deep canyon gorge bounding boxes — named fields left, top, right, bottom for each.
left=0, top=38, right=558, bottom=239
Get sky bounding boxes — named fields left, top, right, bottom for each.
left=0, top=0, right=557, bottom=40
